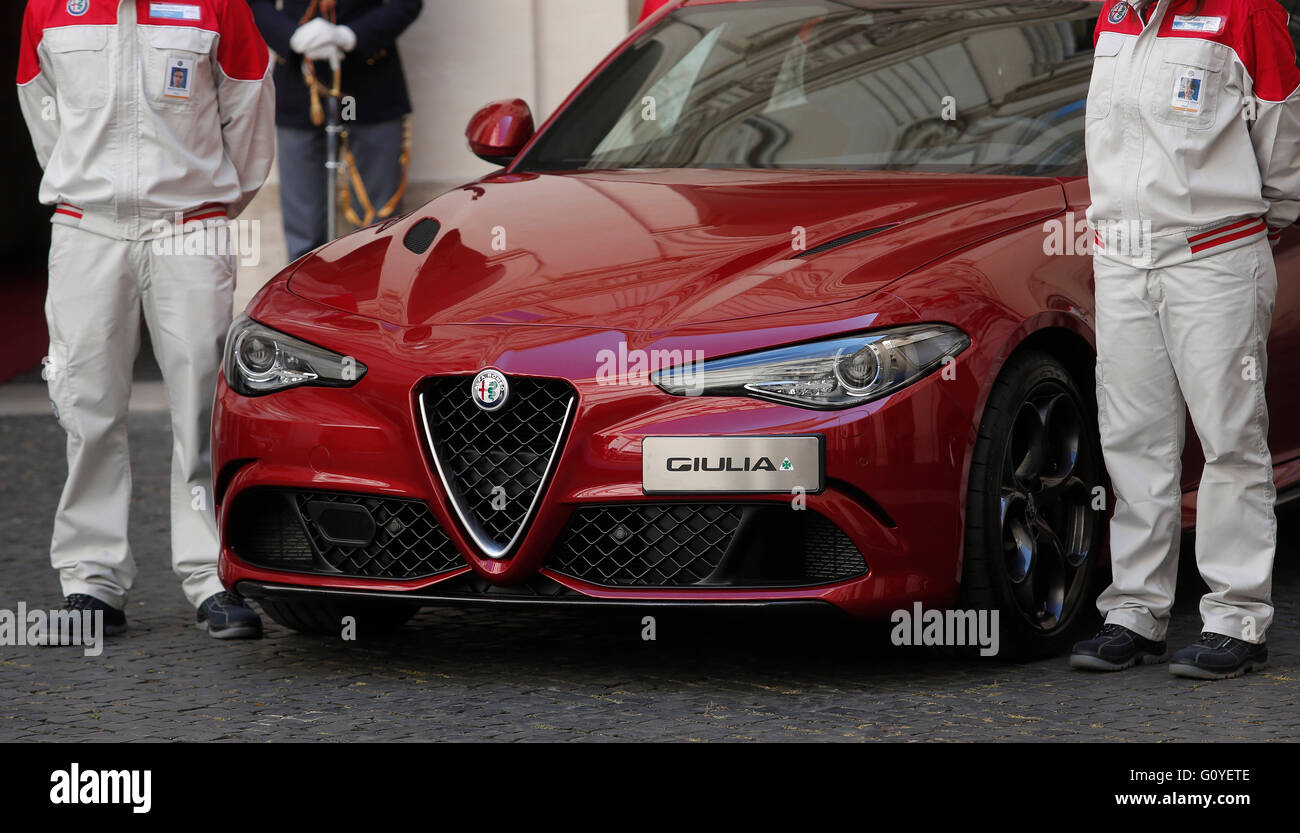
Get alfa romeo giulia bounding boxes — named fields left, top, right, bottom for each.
left=213, top=0, right=1300, bottom=655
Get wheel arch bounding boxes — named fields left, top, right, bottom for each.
left=954, top=312, right=1098, bottom=577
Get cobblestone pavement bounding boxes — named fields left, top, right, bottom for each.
left=1, top=411, right=1298, bottom=742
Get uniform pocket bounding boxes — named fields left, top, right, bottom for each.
left=144, top=26, right=215, bottom=112
left=1087, top=31, right=1126, bottom=120
left=43, top=339, right=74, bottom=432
left=43, top=26, right=110, bottom=110
left=1151, top=39, right=1226, bottom=130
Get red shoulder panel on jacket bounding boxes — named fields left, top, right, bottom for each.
left=1153, top=0, right=1300, bottom=102
left=1094, top=0, right=1144, bottom=44
left=18, top=0, right=120, bottom=84
left=214, top=0, right=271, bottom=82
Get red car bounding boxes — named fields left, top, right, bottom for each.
left=215, top=0, right=1300, bottom=655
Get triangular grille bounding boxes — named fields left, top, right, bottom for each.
left=419, top=375, right=574, bottom=558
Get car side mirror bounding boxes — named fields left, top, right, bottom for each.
left=466, top=99, right=535, bottom=166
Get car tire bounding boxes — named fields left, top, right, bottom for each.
left=962, top=349, right=1106, bottom=659
left=257, top=598, right=422, bottom=636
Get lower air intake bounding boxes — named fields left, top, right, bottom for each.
left=229, top=489, right=463, bottom=580
left=549, top=504, right=867, bottom=588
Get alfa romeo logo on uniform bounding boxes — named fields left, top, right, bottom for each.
left=67, top=0, right=89, bottom=16
left=1108, top=1, right=1129, bottom=23
left=470, top=368, right=509, bottom=412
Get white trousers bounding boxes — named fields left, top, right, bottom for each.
left=1094, top=237, right=1277, bottom=644
left=43, top=224, right=234, bottom=609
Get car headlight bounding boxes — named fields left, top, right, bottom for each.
left=223, top=314, right=367, bottom=396
left=652, top=324, right=970, bottom=410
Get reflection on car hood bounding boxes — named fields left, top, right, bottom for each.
left=286, top=168, right=1064, bottom=332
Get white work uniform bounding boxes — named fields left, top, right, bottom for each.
left=16, top=0, right=275, bottom=608
left=1086, top=0, right=1300, bottom=643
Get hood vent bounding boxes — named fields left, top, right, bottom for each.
left=796, top=224, right=895, bottom=258
left=403, top=218, right=441, bottom=254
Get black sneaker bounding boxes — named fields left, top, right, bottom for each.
left=1170, top=632, right=1267, bottom=680
left=1070, top=623, right=1168, bottom=671
left=197, top=591, right=263, bottom=640
left=63, top=593, right=127, bottom=637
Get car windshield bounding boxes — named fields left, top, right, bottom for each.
left=517, top=0, right=1096, bottom=176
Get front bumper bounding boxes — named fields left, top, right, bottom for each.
left=213, top=297, right=977, bottom=620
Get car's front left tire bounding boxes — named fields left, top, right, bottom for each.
left=962, top=349, right=1107, bottom=659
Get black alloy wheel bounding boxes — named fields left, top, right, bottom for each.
left=963, top=350, right=1107, bottom=658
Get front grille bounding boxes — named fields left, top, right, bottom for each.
left=229, top=489, right=463, bottom=580
left=550, top=504, right=868, bottom=588
left=419, top=375, right=574, bottom=558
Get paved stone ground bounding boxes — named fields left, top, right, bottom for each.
left=1, top=411, right=1298, bottom=742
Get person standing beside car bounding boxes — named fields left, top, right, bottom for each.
left=249, top=0, right=422, bottom=261
left=1071, top=0, right=1300, bottom=678
left=16, top=0, right=276, bottom=638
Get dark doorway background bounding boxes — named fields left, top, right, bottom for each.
left=2, top=2, right=54, bottom=383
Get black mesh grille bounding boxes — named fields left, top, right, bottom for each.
left=403, top=218, right=440, bottom=253
left=802, top=513, right=869, bottom=581
left=240, top=495, right=315, bottom=567
left=549, top=504, right=868, bottom=588
left=294, top=492, right=461, bottom=579
left=230, top=490, right=463, bottom=580
left=421, top=375, right=574, bottom=555
left=551, top=504, right=742, bottom=587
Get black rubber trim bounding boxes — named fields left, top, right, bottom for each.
left=794, top=225, right=895, bottom=258
left=827, top=477, right=898, bottom=528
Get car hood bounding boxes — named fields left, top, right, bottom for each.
left=286, top=168, right=1064, bottom=332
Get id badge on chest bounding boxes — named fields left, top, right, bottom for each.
left=1170, top=66, right=1205, bottom=114
left=164, top=56, right=195, bottom=100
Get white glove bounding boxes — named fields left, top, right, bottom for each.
left=290, top=18, right=338, bottom=55
left=304, top=44, right=343, bottom=67
left=334, top=25, right=357, bottom=52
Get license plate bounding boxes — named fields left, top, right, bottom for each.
left=641, top=435, right=824, bottom=494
